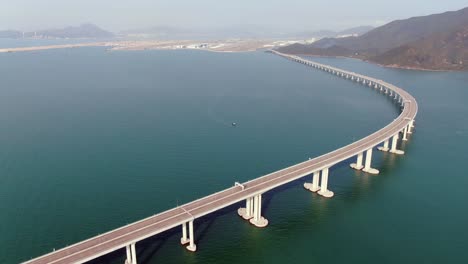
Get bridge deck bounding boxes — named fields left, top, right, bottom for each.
left=23, top=52, right=418, bottom=264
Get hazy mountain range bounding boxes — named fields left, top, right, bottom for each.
left=0, top=24, right=373, bottom=40
left=277, top=7, right=468, bottom=70
left=0, top=24, right=114, bottom=39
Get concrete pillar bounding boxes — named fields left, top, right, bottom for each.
left=253, top=195, right=259, bottom=221
left=402, top=126, right=408, bottom=141
left=362, top=148, right=379, bottom=174
left=378, top=139, right=390, bottom=152
left=130, top=243, right=137, bottom=264
left=125, top=245, right=132, bottom=264
left=317, top=168, right=334, bottom=198
left=180, top=222, right=190, bottom=244
left=258, top=194, right=262, bottom=218
left=304, top=171, right=320, bottom=192
left=390, top=134, right=405, bottom=155
left=407, top=120, right=414, bottom=134
left=246, top=198, right=252, bottom=218
left=249, top=194, right=268, bottom=227
left=350, top=152, right=364, bottom=170
left=186, top=220, right=197, bottom=251
left=238, top=197, right=255, bottom=220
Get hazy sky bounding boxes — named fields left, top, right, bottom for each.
left=1, top=0, right=467, bottom=32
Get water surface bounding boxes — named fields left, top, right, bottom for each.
left=0, top=49, right=466, bottom=263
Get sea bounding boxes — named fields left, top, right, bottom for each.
left=0, top=41, right=467, bottom=264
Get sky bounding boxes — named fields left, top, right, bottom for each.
left=1, top=0, right=468, bottom=32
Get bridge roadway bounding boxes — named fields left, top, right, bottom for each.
left=24, top=51, right=418, bottom=264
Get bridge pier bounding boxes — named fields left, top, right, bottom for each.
left=350, top=152, right=364, bottom=170
left=378, top=139, right=390, bottom=152
left=238, top=197, right=254, bottom=220
left=304, top=171, right=320, bottom=192
left=249, top=194, right=268, bottom=227
left=125, top=243, right=137, bottom=264
left=402, top=126, right=408, bottom=141
left=180, top=222, right=190, bottom=244
left=186, top=220, right=197, bottom=251
left=317, top=168, right=334, bottom=198
left=407, top=120, right=414, bottom=134
left=362, top=148, right=379, bottom=174
left=389, top=134, right=404, bottom=155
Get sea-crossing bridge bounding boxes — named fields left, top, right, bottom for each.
left=23, top=50, right=418, bottom=264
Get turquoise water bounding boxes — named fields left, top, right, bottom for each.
left=0, top=48, right=467, bottom=263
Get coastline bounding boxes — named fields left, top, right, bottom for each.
left=0, top=39, right=272, bottom=54
left=0, top=42, right=110, bottom=53
left=2, top=42, right=461, bottom=72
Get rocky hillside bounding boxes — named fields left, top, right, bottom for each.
left=277, top=7, right=468, bottom=70
left=372, top=25, right=468, bottom=70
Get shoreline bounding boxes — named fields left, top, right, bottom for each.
left=0, top=42, right=111, bottom=53
left=0, top=39, right=272, bottom=54
left=1, top=43, right=461, bottom=72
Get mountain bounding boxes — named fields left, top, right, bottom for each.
left=373, top=24, right=468, bottom=70
left=36, top=24, right=114, bottom=39
left=0, top=24, right=114, bottom=39
left=277, top=7, right=468, bottom=70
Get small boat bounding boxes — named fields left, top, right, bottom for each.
left=232, top=122, right=237, bottom=127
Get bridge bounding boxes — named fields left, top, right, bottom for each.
left=23, top=50, right=418, bottom=264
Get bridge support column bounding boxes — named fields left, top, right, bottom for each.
left=249, top=194, right=268, bottom=227
left=350, top=152, right=364, bottom=170
left=186, top=220, right=197, bottom=252
left=378, top=140, right=390, bottom=152
left=402, top=126, right=408, bottom=141
left=304, top=171, right=320, bottom=192
left=238, top=197, right=254, bottom=220
left=407, top=120, right=414, bottom=134
left=318, top=168, right=334, bottom=198
left=180, top=222, right=190, bottom=244
left=362, top=148, right=379, bottom=174
left=390, top=134, right=404, bottom=155
left=125, top=243, right=137, bottom=264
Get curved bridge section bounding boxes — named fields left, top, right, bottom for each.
left=23, top=51, right=418, bottom=264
